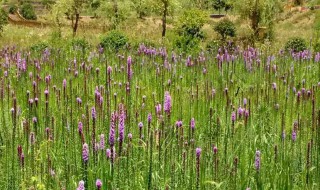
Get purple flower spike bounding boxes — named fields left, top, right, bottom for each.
left=156, top=104, right=162, bottom=114
left=91, top=107, right=96, bottom=120
left=106, top=149, right=111, bottom=158
left=231, top=112, right=236, bottom=122
left=77, top=180, right=85, bottom=190
left=109, top=113, right=116, bottom=147
left=148, top=113, right=152, bottom=123
left=164, top=91, right=172, bottom=114
left=292, top=131, right=297, bottom=142
left=30, top=132, right=35, bottom=145
left=100, top=134, right=105, bottom=150
left=196, top=148, right=202, bottom=157
left=107, top=66, right=112, bottom=74
left=190, top=118, right=195, bottom=130
left=128, top=133, right=133, bottom=139
left=213, top=146, right=218, bottom=154
left=82, top=143, right=89, bottom=163
left=138, top=122, right=143, bottom=129
left=63, top=79, right=67, bottom=89
left=118, top=104, right=125, bottom=146
left=255, top=150, right=261, bottom=171
left=243, top=98, right=247, bottom=106
left=96, top=179, right=102, bottom=189
left=78, top=122, right=83, bottom=134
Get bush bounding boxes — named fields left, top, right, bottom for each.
left=0, top=9, right=8, bottom=33
left=285, top=37, right=307, bottom=52
left=176, top=9, right=206, bottom=39
left=20, top=3, right=37, bottom=20
left=175, top=35, right=201, bottom=54
left=30, top=42, right=49, bottom=52
left=214, top=18, right=236, bottom=41
left=206, top=40, right=219, bottom=52
left=100, top=30, right=129, bottom=51
left=314, top=42, right=320, bottom=52
left=175, top=9, right=206, bottom=53
left=8, top=4, right=17, bottom=14
left=71, top=38, right=91, bottom=51
left=91, top=0, right=101, bottom=10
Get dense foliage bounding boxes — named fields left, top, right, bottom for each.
left=175, top=9, right=206, bottom=52
left=8, top=4, right=17, bottom=14
left=214, top=18, right=236, bottom=40
left=20, top=3, right=37, bottom=20
left=100, top=30, right=128, bottom=51
left=285, top=37, right=307, bottom=52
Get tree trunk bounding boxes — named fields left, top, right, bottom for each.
left=73, top=12, right=80, bottom=37
left=251, top=0, right=260, bottom=38
left=113, top=0, right=119, bottom=28
left=162, top=0, right=168, bottom=37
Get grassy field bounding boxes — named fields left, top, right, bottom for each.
left=0, top=2, right=319, bottom=190
left=0, top=35, right=319, bottom=189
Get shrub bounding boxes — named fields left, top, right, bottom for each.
left=20, top=3, right=37, bottom=20
left=214, top=18, right=236, bottom=41
left=176, top=9, right=206, bottom=39
left=91, top=0, right=101, bottom=10
left=100, top=30, right=129, bottom=51
left=285, top=37, right=307, bottom=52
left=0, top=9, right=8, bottom=33
left=314, top=42, right=320, bottom=52
left=175, top=9, right=206, bottom=53
left=175, top=35, right=201, bottom=54
left=30, top=42, right=49, bottom=52
left=206, top=40, right=219, bottom=52
left=8, top=4, right=17, bottom=14
left=71, top=38, right=91, bottom=51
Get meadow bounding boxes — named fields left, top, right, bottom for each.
left=0, top=42, right=319, bottom=190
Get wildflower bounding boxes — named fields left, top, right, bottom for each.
left=91, top=107, right=96, bottom=120
left=30, top=132, right=35, bottom=145
left=231, top=112, right=236, bottom=122
left=190, top=118, right=195, bottom=130
left=128, top=133, right=132, bottom=140
left=100, top=134, right=105, bottom=150
left=96, top=179, right=102, bottom=190
left=106, top=149, right=111, bottom=159
left=213, top=146, right=218, bottom=154
left=78, top=122, right=83, bottom=134
left=63, top=79, right=66, bottom=89
left=164, top=91, right=172, bottom=114
left=77, top=180, right=85, bottom=190
left=109, top=113, right=116, bottom=147
left=292, top=130, right=297, bottom=142
left=148, top=113, right=152, bottom=123
left=82, top=143, right=89, bottom=163
left=255, top=150, right=261, bottom=171
left=272, top=82, right=277, bottom=90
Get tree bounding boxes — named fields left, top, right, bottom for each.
left=131, top=0, right=151, bottom=19
left=213, top=0, right=225, bottom=15
left=52, top=0, right=90, bottom=36
left=150, top=0, right=179, bottom=37
left=161, top=0, right=169, bottom=37
left=212, top=0, right=233, bottom=15
left=234, top=0, right=282, bottom=40
left=95, top=0, right=131, bottom=30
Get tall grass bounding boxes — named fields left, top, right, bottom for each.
left=0, top=44, right=319, bottom=189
